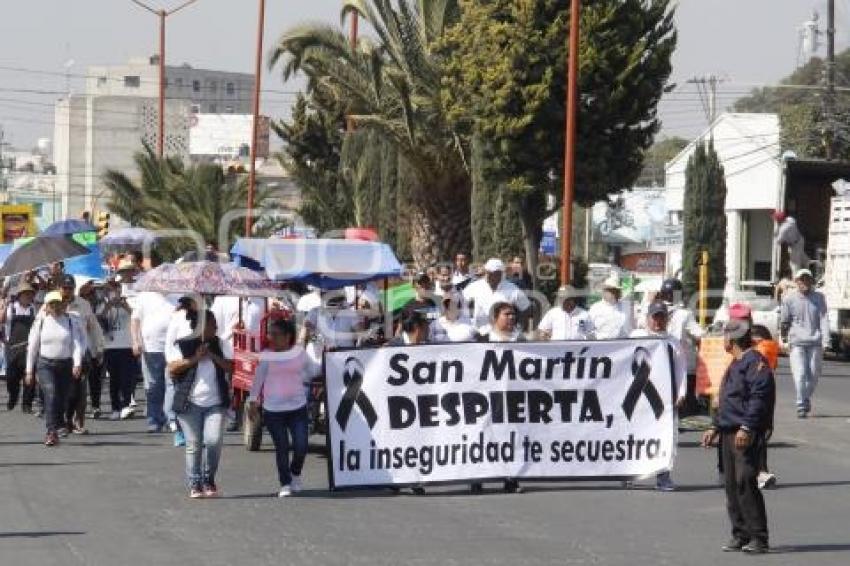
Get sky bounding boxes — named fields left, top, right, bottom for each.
left=0, top=0, right=847, bottom=150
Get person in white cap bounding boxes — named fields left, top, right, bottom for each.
left=588, top=274, right=633, bottom=339
left=780, top=268, right=829, bottom=418
left=462, top=258, right=530, bottom=331
left=537, top=285, right=594, bottom=341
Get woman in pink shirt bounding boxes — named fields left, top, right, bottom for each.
left=248, top=318, right=319, bottom=498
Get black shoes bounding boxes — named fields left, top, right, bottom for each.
left=742, top=541, right=769, bottom=554
left=722, top=538, right=748, bottom=552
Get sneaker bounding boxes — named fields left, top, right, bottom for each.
left=146, top=423, right=162, bottom=433
left=120, top=406, right=135, bottom=420
left=757, top=472, right=777, bottom=490
left=34, top=408, right=43, bottom=418
left=291, top=475, right=304, bottom=493
left=722, top=538, right=748, bottom=552
left=91, top=407, right=101, bottom=419
left=278, top=485, right=293, bottom=498
left=656, top=472, right=676, bottom=492
left=173, top=430, right=186, bottom=447
left=741, top=541, right=769, bottom=554
left=110, top=411, right=121, bottom=421
left=57, top=427, right=70, bottom=438
left=168, top=421, right=178, bottom=433
left=203, top=483, right=220, bottom=498
left=129, top=395, right=138, bottom=408
left=71, top=426, right=89, bottom=435
left=189, top=486, right=204, bottom=499
left=44, top=432, right=58, bottom=447
left=797, top=409, right=807, bottom=419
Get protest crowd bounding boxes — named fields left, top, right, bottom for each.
left=0, top=241, right=831, bottom=556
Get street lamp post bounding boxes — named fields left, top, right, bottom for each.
left=245, top=0, right=266, bottom=236
left=560, top=0, right=581, bottom=286
left=130, top=0, right=200, bottom=159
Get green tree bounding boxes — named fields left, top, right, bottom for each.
left=270, top=0, right=469, bottom=266
left=440, top=0, right=677, bottom=276
left=681, top=141, right=727, bottom=309
left=273, top=94, right=355, bottom=235
left=734, top=49, right=850, bottom=159
left=636, top=136, right=689, bottom=186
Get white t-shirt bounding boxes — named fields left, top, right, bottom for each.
left=588, top=299, right=632, bottom=339
left=463, top=278, right=530, bottom=330
left=131, top=292, right=178, bottom=353
left=210, top=296, right=265, bottom=345
left=629, top=328, right=688, bottom=402
left=429, top=317, right=477, bottom=343
left=667, top=304, right=703, bottom=373
left=538, top=305, right=594, bottom=340
left=296, top=291, right=321, bottom=313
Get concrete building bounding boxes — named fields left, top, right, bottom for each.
left=190, top=114, right=270, bottom=160
left=53, top=95, right=190, bottom=218
left=86, top=56, right=254, bottom=115
left=664, top=113, right=781, bottom=287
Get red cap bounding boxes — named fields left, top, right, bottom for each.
left=728, top=302, right=752, bottom=321
left=772, top=209, right=787, bottom=222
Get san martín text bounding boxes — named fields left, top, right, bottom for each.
left=337, top=347, right=668, bottom=476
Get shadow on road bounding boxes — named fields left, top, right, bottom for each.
left=0, top=531, right=85, bottom=538
left=771, top=543, right=850, bottom=554
left=0, top=461, right=97, bottom=468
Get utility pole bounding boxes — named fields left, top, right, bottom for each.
left=560, top=0, right=581, bottom=286
left=130, top=0, right=200, bottom=159
left=825, top=0, right=836, bottom=160
left=687, top=75, right=723, bottom=139
left=245, top=0, right=266, bottom=236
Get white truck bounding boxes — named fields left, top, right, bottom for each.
left=823, top=195, right=850, bottom=357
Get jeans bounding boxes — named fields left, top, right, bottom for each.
left=176, top=402, right=225, bottom=488
left=105, top=348, right=139, bottom=412
left=142, top=352, right=167, bottom=427
left=263, top=406, right=309, bottom=487
left=65, top=375, right=88, bottom=429
left=164, top=375, right=176, bottom=424
left=5, top=353, right=35, bottom=410
left=36, top=357, right=73, bottom=433
left=789, top=344, right=822, bottom=411
left=722, top=431, right=769, bottom=545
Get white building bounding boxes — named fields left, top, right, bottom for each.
left=664, top=113, right=781, bottom=287
left=189, top=114, right=270, bottom=160
left=87, top=56, right=254, bottom=115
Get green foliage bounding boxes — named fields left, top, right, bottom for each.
left=734, top=49, right=850, bottom=159
left=273, top=94, right=354, bottom=235
left=102, top=145, right=279, bottom=260
left=636, top=136, right=689, bottom=186
left=270, top=0, right=470, bottom=265
left=440, top=0, right=677, bottom=268
left=681, top=142, right=727, bottom=309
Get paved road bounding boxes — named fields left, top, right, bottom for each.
left=2, top=358, right=850, bottom=566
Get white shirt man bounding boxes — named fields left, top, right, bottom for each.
left=667, top=303, right=703, bottom=374
left=132, top=292, right=179, bottom=354
left=538, top=286, right=594, bottom=340
left=463, top=258, right=530, bottom=331
left=774, top=212, right=809, bottom=274
left=588, top=277, right=633, bottom=339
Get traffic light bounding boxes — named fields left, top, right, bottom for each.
left=96, top=211, right=110, bottom=239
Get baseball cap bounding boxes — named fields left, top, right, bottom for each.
left=15, top=282, right=36, bottom=295
left=484, top=258, right=506, bottom=273
left=728, top=302, right=752, bottom=321
left=601, top=275, right=622, bottom=290
left=794, top=268, right=814, bottom=280
left=117, top=258, right=137, bottom=271
left=60, top=274, right=76, bottom=288
left=772, top=209, right=787, bottom=222
left=44, top=290, right=64, bottom=304
left=647, top=301, right=668, bottom=317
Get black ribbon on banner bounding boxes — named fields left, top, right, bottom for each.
left=335, top=357, right=378, bottom=430
left=622, top=346, right=664, bottom=420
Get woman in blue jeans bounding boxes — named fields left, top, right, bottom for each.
left=248, top=319, right=318, bottom=498
left=166, top=309, right=233, bottom=498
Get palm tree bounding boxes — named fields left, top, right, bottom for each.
left=270, top=0, right=470, bottom=266
left=102, top=148, right=280, bottom=259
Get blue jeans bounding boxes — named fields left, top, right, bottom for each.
left=789, top=344, right=822, bottom=411
left=142, top=352, right=167, bottom=427
left=263, top=406, right=309, bottom=487
left=37, top=357, right=73, bottom=433
left=176, top=403, right=225, bottom=488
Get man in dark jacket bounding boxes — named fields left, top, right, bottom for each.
left=701, top=321, right=775, bottom=554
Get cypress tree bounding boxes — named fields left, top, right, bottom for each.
left=681, top=141, right=727, bottom=312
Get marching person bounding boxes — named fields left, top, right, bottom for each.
left=751, top=324, right=779, bottom=490
left=132, top=290, right=178, bottom=432
left=247, top=318, right=320, bottom=498
left=629, top=301, right=687, bottom=491
left=475, top=301, right=525, bottom=494
left=781, top=268, right=829, bottom=418
left=3, top=282, right=38, bottom=412
left=701, top=320, right=775, bottom=554
left=773, top=210, right=809, bottom=274
left=657, top=278, right=703, bottom=410
left=464, top=258, right=530, bottom=332
left=588, top=275, right=633, bottom=339
left=451, top=252, right=474, bottom=291
left=166, top=309, right=233, bottom=499
left=61, top=275, right=104, bottom=435
left=164, top=297, right=200, bottom=447
left=429, top=290, right=478, bottom=343
left=25, top=291, right=85, bottom=446
left=79, top=280, right=106, bottom=418
left=99, top=277, right=140, bottom=421
left=537, top=285, right=594, bottom=341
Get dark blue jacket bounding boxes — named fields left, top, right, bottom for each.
left=714, top=349, right=776, bottom=432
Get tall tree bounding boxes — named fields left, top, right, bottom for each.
left=636, top=136, right=689, bottom=186
left=440, top=0, right=677, bottom=276
left=270, top=0, right=469, bottom=266
left=681, top=141, right=727, bottom=309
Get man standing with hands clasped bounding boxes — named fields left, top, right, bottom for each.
left=701, top=320, right=775, bottom=554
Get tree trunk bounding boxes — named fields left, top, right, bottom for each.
left=408, top=176, right=473, bottom=267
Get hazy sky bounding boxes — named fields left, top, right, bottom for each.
left=0, top=0, right=846, bottom=149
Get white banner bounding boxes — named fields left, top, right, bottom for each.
left=325, top=339, right=676, bottom=489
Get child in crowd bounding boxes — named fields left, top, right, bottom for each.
left=248, top=319, right=319, bottom=498
left=751, top=324, right=779, bottom=489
